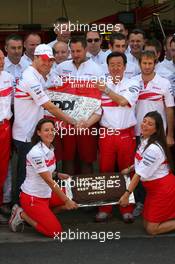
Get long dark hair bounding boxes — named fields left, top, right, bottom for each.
left=31, top=118, right=55, bottom=146
left=143, top=111, right=173, bottom=170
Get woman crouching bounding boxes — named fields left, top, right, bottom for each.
left=119, top=111, right=175, bottom=235
left=9, top=118, right=78, bottom=237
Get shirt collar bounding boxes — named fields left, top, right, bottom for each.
left=5, top=56, right=23, bottom=68
left=39, top=141, right=54, bottom=155
left=29, top=66, right=46, bottom=82
left=139, top=72, right=159, bottom=85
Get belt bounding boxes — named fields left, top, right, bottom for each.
left=0, top=119, right=9, bottom=125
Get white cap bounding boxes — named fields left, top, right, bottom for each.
left=34, top=44, right=54, bottom=59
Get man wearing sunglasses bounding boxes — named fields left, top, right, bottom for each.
left=86, top=30, right=106, bottom=65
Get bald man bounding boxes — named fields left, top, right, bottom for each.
left=53, top=41, right=70, bottom=66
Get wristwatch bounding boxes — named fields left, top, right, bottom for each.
left=104, top=86, right=111, bottom=95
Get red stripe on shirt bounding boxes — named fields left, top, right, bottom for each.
left=0, top=87, right=13, bottom=96
left=135, top=152, right=143, bottom=161
left=138, top=92, right=163, bottom=101
left=45, top=157, right=56, bottom=167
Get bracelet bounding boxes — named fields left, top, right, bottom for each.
left=125, top=189, right=132, bottom=195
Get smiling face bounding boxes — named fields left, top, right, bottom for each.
left=141, top=116, right=156, bottom=138
left=37, top=122, right=55, bottom=147
left=111, top=39, right=126, bottom=53
left=53, top=41, right=69, bottom=64
left=129, top=33, right=145, bottom=56
left=24, top=34, right=41, bottom=58
left=33, top=55, right=54, bottom=77
left=108, top=56, right=126, bottom=80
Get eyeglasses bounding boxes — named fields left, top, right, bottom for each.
left=86, top=38, right=100, bottom=43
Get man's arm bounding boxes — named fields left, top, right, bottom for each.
left=42, top=100, right=75, bottom=125
left=97, top=83, right=129, bottom=106
left=165, top=106, right=174, bottom=146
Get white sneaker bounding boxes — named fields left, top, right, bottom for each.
left=95, top=212, right=112, bottom=222
left=133, top=202, right=144, bottom=217
left=9, top=204, right=24, bottom=232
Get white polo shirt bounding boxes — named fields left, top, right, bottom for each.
left=135, top=138, right=169, bottom=181
left=160, top=59, right=175, bottom=74
left=21, top=142, right=56, bottom=198
left=12, top=66, right=50, bottom=142
left=20, top=53, right=32, bottom=69
left=134, top=73, right=174, bottom=136
left=4, top=56, right=27, bottom=84
left=100, top=77, right=140, bottom=129
left=86, top=50, right=107, bottom=65
left=155, top=62, right=172, bottom=79
left=56, top=58, right=103, bottom=79
left=126, top=52, right=141, bottom=74
left=0, top=71, right=14, bottom=121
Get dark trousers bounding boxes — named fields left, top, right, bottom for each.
left=13, top=140, right=32, bottom=204
left=134, top=136, right=146, bottom=204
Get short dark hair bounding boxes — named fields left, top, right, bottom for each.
left=144, top=39, right=162, bottom=54
left=139, top=50, right=157, bottom=64
left=85, top=29, right=101, bottom=38
left=31, top=118, right=55, bottom=146
left=70, top=36, right=87, bottom=48
left=54, top=17, right=69, bottom=24
left=129, top=28, right=146, bottom=39
left=5, top=34, right=23, bottom=45
left=107, top=51, right=127, bottom=65
left=109, top=32, right=126, bottom=46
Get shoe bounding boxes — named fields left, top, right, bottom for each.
left=122, top=213, right=134, bottom=223
left=11, top=204, right=19, bottom=216
left=133, top=202, right=144, bottom=217
left=9, top=204, right=24, bottom=232
left=95, top=212, right=112, bottom=222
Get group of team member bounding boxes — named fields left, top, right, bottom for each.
left=0, top=17, right=175, bottom=237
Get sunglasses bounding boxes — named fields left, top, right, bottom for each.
left=86, top=38, right=101, bottom=43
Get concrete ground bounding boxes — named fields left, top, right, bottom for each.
left=1, top=207, right=175, bottom=243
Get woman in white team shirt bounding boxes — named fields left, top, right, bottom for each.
left=119, top=111, right=175, bottom=235
left=9, top=118, right=78, bottom=237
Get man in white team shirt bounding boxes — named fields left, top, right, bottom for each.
left=160, top=34, right=174, bottom=70
left=21, top=33, right=41, bottom=68
left=86, top=30, right=106, bottom=65
left=12, top=44, right=75, bottom=202
left=4, top=34, right=26, bottom=85
left=0, top=50, right=14, bottom=209
left=55, top=36, right=103, bottom=174
left=95, top=51, right=140, bottom=223
left=135, top=50, right=174, bottom=146
left=126, top=29, right=145, bottom=74
left=48, top=17, right=71, bottom=48
left=102, top=33, right=139, bottom=79
left=143, top=39, right=172, bottom=79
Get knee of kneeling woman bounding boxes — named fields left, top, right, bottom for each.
left=145, top=224, right=158, bottom=236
